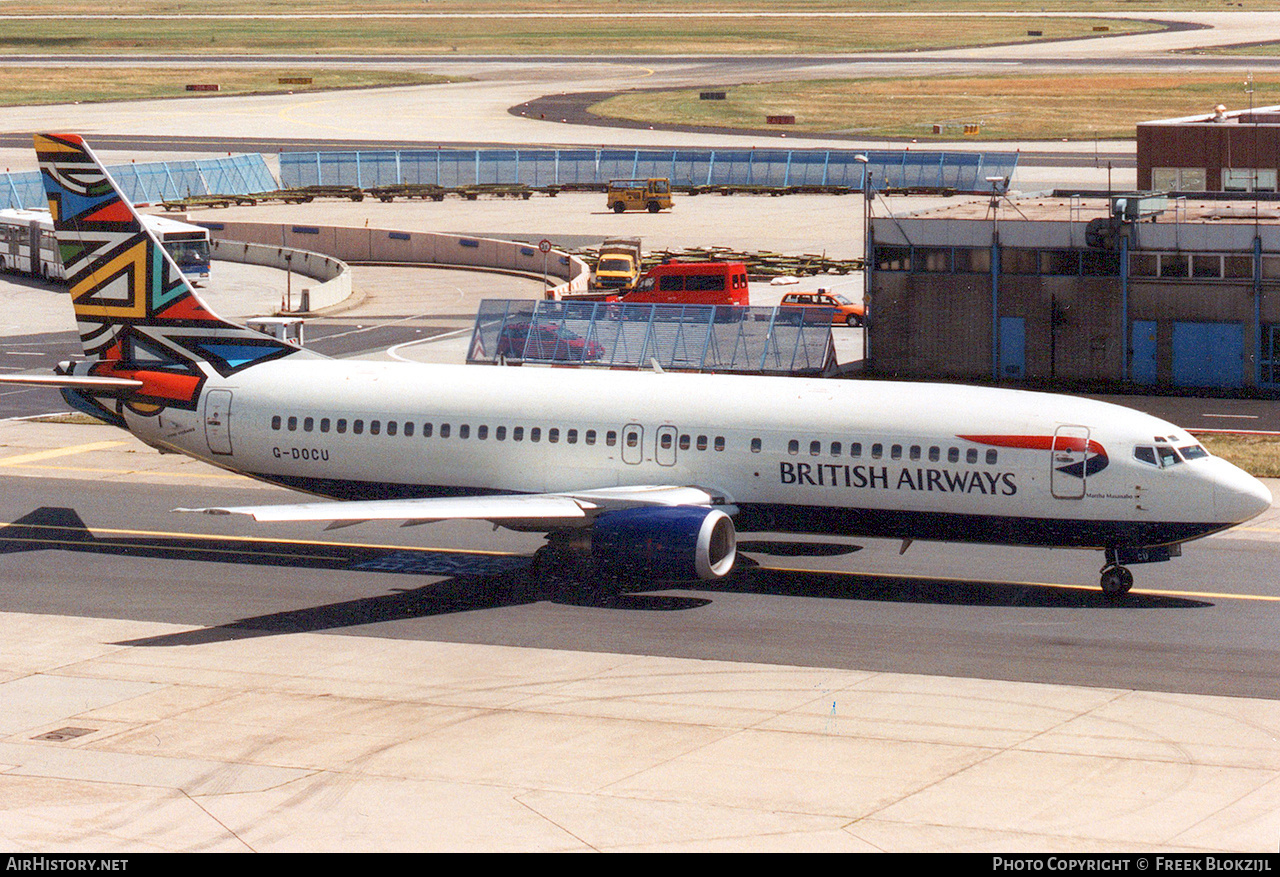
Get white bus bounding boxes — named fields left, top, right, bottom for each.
left=0, top=208, right=211, bottom=284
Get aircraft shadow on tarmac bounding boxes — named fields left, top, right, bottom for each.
left=0, top=507, right=1210, bottom=648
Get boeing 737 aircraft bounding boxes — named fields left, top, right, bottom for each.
left=6, top=134, right=1272, bottom=598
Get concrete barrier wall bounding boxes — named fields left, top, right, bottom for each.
left=210, top=238, right=352, bottom=312
left=199, top=221, right=590, bottom=306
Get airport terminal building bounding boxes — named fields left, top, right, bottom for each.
left=867, top=195, right=1280, bottom=391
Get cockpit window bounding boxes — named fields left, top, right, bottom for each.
left=1179, top=444, right=1209, bottom=461
left=1158, top=446, right=1182, bottom=467
left=1134, top=446, right=1158, bottom=467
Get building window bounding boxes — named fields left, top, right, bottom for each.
left=1160, top=253, right=1190, bottom=278
left=1225, top=255, right=1254, bottom=279
left=1152, top=167, right=1206, bottom=191
left=1223, top=168, right=1278, bottom=193
left=874, top=245, right=911, bottom=271
left=1130, top=253, right=1157, bottom=277
left=954, top=247, right=991, bottom=273
left=1081, top=250, right=1120, bottom=276
left=1039, top=250, right=1079, bottom=275
left=917, top=248, right=952, bottom=273
left=1000, top=248, right=1039, bottom=275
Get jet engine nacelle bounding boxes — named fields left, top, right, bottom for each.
left=590, top=506, right=737, bottom=581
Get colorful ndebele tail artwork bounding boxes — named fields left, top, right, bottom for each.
left=34, top=134, right=312, bottom=416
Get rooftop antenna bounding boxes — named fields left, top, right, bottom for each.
left=984, top=175, right=1029, bottom=222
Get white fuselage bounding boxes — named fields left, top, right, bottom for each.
left=127, top=361, right=1269, bottom=549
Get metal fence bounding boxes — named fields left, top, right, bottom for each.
left=468, top=299, right=835, bottom=375
left=282, top=148, right=1019, bottom=194
left=0, top=154, right=278, bottom=210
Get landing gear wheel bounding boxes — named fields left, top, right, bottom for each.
left=1099, top=565, right=1133, bottom=599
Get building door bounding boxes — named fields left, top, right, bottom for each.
left=1172, top=322, right=1244, bottom=388
left=999, top=317, right=1025, bottom=379
left=1131, top=321, right=1158, bottom=384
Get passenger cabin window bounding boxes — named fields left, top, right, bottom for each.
left=751, top=438, right=762, bottom=453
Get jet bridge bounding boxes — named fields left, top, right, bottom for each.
left=467, top=299, right=836, bottom=375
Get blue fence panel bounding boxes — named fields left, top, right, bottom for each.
left=468, top=300, right=833, bottom=374
left=556, top=149, right=599, bottom=184
left=705, top=149, right=750, bottom=185
left=348, top=151, right=400, bottom=188
left=400, top=151, right=439, bottom=186
left=0, top=172, right=43, bottom=210
left=631, top=150, right=677, bottom=182
left=281, top=152, right=319, bottom=187
left=476, top=150, right=516, bottom=185
left=596, top=149, right=640, bottom=182
left=277, top=147, right=1019, bottom=193
left=319, top=151, right=361, bottom=187
left=2, top=154, right=278, bottom=208
left=514, top=150, right=556, bottom=187
left=673, top=150, right=712, bottom=187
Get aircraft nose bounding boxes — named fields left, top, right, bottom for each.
left=1214, top=465, right=1273, bottom=524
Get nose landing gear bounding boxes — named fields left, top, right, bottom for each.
left=1099, top=562, right=1134, bottom=599
left=1099, top=543, right=1180, bottom=600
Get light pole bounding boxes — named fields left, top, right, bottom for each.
left=855, top=154, right=870, bottom=365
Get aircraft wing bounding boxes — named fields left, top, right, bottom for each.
left=177, top=485, right=731, bottom=527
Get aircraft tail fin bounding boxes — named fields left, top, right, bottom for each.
left=34, top=133, right=312, bottom=379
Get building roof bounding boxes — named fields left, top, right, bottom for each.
left=1138, top=104, right=1280, bottom=128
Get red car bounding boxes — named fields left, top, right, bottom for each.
left=496, top=321, right=605, bottom=362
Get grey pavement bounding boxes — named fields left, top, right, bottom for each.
left=0, top=418, right=1278, bottom=852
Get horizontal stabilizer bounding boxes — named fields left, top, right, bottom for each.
left=0, top=374, right=143, bottom=390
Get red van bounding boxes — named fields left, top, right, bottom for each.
left=622, top=261, right=750, bottom=306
